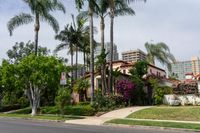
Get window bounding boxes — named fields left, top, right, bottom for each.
left=150, top=69, right=152, bottom=73
left=123, top=70, right=126, bottom=74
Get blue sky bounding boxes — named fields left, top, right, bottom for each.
left=0, top=0, right=200, bottom=65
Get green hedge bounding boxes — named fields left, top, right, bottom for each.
left=40, top=106, right=59, bottom=114
left=8, top=105, right=96, bottom=116
left=40, top=105, right=95, bottom=116
left=64, top=105, right=95, bottom=116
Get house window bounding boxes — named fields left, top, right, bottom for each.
left=157, top=72, right=159, bottom=76
left=158, top=72, right=161, bottom=77
left=150, top=69, right=152, bottom=74
left=123, top=70, right=126, bottom=74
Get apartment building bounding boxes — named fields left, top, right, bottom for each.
left=122, top=49, right=146, bottom=62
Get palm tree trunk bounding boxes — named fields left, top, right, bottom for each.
left=88, top=4, right=94, bottom=103
left=100, top=16, right=106, bottom=95
left=70, top=44, right=74, bottom=88
left=109, top=11, right=114, bottom=94
left=83, top=49, right=86, bottom=75
left=34, top=14, right=40, bottom=56
left=75, top=46, right=78, bottom=79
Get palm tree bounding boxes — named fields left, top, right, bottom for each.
left=7, top=0, right=65, bottom=56
left=145, top=42, right=176, bottom=71
left=55, top=15, right=90, bottom=87
left=75, top=0, right=98, bottom=103
left=55, top=24, right=76, bottom=88
left=108, top=0, right=135, bottom=94
left=71, top=14, right=90, bottom=79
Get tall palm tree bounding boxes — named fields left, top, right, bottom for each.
left=55, top=14, right=90, bottom=86
left=108, top=0, right=135, bottom=94
left=75, top=0, right=98, bottom=103
left=7, top=0, right=65, bottom=56
left=78, top=0, right=135, bottom=94
left=55, top=25, right=75, bottom=87
left=71, top=14, right=90, bottom=79
left=145, top=42, right=176, bottom=71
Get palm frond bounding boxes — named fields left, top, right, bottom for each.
left=22, top=0, right=36, bottom=13
left=42, top=13, right=59, bottom=33
left=7, top=13, right=33, bottom=36
left=114, top=7, right=135, bottom=16
left=54, top=42, right=68, bottom=53
left=52, top=0, right=66, bottom=13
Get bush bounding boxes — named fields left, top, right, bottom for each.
left=55, top=88, right=71, bottom=115
left=40, top=105, right=95, bottom=116
left=92, top=94, right=125, bottom=112
left=40, top=106, right=59, bottom=114
left=64, top=105, right=95, bottom=116
left=0, top=104, right=21, bottom=112
left=18, top=97, right=29, bottom=108
left=9, top=107, right=31, bottom=114
left=76, top=102, right=90, bottom=106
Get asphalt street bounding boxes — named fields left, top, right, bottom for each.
left=0, top=118, right=192, bottom=133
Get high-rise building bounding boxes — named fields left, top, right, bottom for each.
left=122, top=49, right=146, bottom=62
left=171, top=57, right=200, bottom=81
left=94, top=42, right=119, bottom=62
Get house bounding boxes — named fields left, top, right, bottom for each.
left=112, top=60, right=166, bottom=78
left=72, top=60, right=167, bottom=102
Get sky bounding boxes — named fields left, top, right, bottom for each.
left=0, top=0, right=200, bottom=65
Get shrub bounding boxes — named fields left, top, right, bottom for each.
left=64, top=105, right=95, bottom=116
left=55, top=87, right=71, bottom=115
left=18, top=96, right=29, bottom=108
left=9, top=107, right=31, bottom=114
left=93, top=94, right=125, bottom=112
left=149, top=78, right=173, bottom=105
left=40, top=106, right=59, bottom=114
left=40, top=105, right=95, bottom=116
left=116, top=80, right=136, bottom=105
left=0, top=104, right=21, bottom=112
left=76, top=101, right=90, bottom=106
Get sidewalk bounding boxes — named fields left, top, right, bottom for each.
left=65, top=106, right=152, bottom=125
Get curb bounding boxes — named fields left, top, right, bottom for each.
left=104, top=123, right=200, bottom=132
left=0, top=116, right=63, bottom=123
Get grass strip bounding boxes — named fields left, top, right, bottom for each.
left=106, top=119, right=200, bottom=130
left=0, top=113, right=84, bottom=121
left=127, top=106, right=200, bottom=121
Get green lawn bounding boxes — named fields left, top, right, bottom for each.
left=128, top=106, right=200, bottom=121
left=0, top=113, right=84, bottom=121
left=106, top=119, right=200, bottom=130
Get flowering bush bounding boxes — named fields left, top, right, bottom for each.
left=116, top=80, right=136, bottom=101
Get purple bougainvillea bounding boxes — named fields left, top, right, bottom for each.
left=116, top=80, right=136, bottom=100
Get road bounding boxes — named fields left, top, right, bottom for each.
left=0, top=118, right=191, bottom=133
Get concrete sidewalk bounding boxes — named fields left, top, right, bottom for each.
left=65, top=106, right=152, bottom=125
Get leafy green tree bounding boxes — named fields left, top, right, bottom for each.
left=7, top=41, right=50, bottom=63
left=17, top=55, right=66, bottom=116
left=7, top=0, right=65, bottom=55
left=129, top=61, right=148, bottom=105
left=0, top=66, right=3, bottom=105
left=145, top=42, right=176, bottom=71
left=1, top=60, right=23, bottom=105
